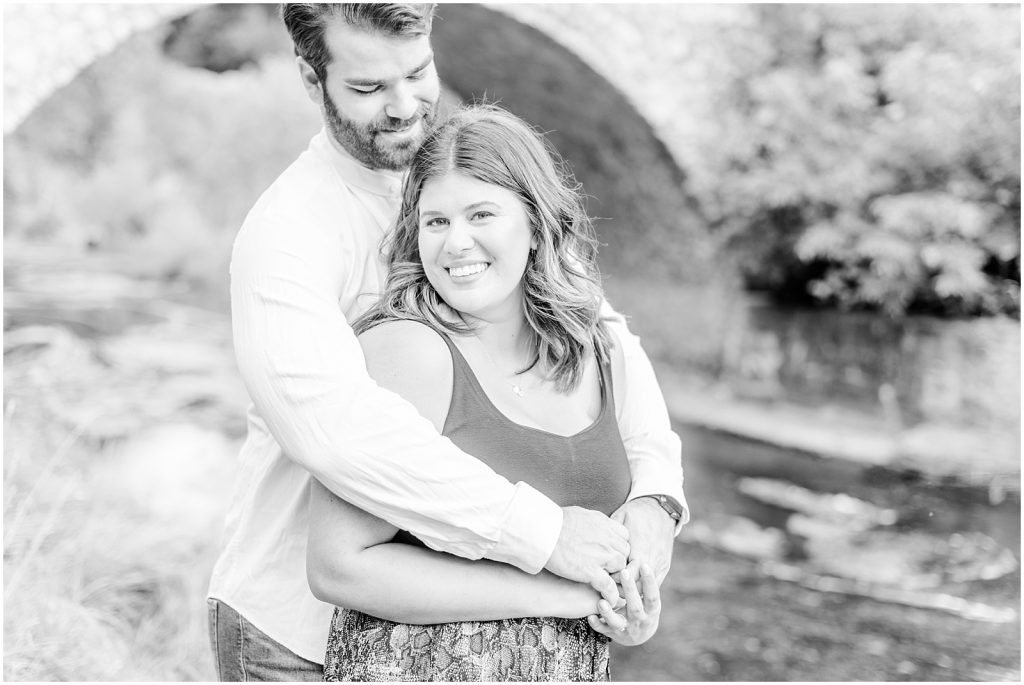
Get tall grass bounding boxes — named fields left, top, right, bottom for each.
left=4, top=334, right=224, bottom=681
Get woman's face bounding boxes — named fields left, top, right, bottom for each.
left=417, top=171, right=537, bottom=323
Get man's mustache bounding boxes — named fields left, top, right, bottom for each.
left=373, top=104, right=436, bottom=134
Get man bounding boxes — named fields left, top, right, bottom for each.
left=208, top=4, right=687, bottom=681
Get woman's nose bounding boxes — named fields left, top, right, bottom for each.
left=443, top=220, right=474, bottom=254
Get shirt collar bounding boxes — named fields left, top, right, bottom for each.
left=310, top=127, right=406, bottom=198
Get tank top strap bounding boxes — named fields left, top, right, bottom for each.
left=408, top=321, right=497, bottom=426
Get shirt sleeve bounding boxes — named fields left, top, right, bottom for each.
left=601, top=300, right=690, bottom=530
left=229, top=212, right=562, bottom=574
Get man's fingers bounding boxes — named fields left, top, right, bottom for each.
left=604, top=548, right=628, bottom=574
left=592, top=571, right=622, bottom=607
left=640, top=563, right=661, bottom=613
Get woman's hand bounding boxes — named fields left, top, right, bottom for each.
left=586, top=560, right=660, bottom=646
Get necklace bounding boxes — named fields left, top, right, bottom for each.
left=471, top=333, right=540, bottom=398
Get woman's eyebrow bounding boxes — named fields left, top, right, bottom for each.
left=465, top=201, right=500, bottom=212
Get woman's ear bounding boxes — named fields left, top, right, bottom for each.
left=530, top=233, right=539, bottom=251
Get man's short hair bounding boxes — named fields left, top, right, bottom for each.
left=281, top=4, right=437, bottom=84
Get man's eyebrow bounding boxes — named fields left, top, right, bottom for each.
left=345, top=53, right=434, bottom=88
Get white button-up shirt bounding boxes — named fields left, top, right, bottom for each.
left=208, top=129, right=687, bottom=664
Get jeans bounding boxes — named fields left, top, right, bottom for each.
left=207, top=598, right=323, bottom=682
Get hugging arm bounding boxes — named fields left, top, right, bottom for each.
left=305, top=320, right=601, bottom=623
left=602, top=301, right=688, bottom=583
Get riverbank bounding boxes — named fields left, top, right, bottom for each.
left=658, top=367, right=1021, bottom=496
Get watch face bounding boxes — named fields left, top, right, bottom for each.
left=658, top=495, right=682, bottom=519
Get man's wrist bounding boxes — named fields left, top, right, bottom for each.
left=489, top=483, right=563, bottom=575
left=631, top=494, right=684, bottom=523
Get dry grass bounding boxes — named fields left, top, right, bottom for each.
left=3, top=330, right=226, bottom=681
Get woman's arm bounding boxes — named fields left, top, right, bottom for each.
left=306, top=320, right=600, bottom=623
left=307, top=479, right=598, bottom=623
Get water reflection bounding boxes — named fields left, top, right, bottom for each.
left=677, top=421, right=1020, bottom=556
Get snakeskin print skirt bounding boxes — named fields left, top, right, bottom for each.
left=323, top=607, right=610, bottom=682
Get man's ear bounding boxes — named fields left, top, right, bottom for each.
left=296, top=56, right=325, bottom=105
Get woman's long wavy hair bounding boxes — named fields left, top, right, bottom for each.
left=353, top=104, right=611, bottom=393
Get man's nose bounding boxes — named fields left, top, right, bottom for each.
left=385, top=82, right=420, bottom=122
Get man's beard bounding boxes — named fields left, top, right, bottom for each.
left=323, top=93, right=438, bottom=171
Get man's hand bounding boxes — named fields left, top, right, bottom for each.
left=544, top=506, right=630, bottom=607
left=612, top=497, right=676, bottom=584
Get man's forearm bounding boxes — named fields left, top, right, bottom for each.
left=602, top=303, right=689, bottom=526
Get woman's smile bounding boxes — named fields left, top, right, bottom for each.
left=446, top=261, right=491, bottom=281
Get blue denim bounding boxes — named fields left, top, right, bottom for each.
left=207, top=598, right=323, bottom=682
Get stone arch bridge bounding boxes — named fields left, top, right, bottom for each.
left=4, top=3, right=736, bottom=277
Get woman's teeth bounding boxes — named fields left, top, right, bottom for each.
left=449, top=263, right=488, bottom=278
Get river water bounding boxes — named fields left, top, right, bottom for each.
left=678, top=421, right=1021, bottom=556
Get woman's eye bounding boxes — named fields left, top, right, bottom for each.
left=470, top=211, right=493, bottom=221
left=423, top=217, right=448, bottom=228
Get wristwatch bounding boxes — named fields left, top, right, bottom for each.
left=637, top=494, right=684, bottom=522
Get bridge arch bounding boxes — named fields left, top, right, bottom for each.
left=5, top=3, right=711, bottom=278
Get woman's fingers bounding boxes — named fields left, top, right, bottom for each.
left=587, top=614, right=614, bottom=638
left=640, top=563, right=661, bottom=615
left=620, top=562, right=646, bottom=622
left=597, top=599, right=629, bottom=632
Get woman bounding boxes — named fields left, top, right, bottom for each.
left=307, top=105, right=662, bottom=681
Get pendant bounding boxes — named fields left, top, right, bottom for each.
left=512, top=384, right=524, bottom=398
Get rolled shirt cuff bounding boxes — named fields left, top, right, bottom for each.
left=485, top=481, right=564, bottom=575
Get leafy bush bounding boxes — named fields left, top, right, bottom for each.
left=699, top=5, right=1020, bottom=317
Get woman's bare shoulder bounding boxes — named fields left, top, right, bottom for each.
left=358, top=319, right=453, bottom=430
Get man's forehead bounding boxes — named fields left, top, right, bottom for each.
left=322, top=18, right=433, bottom=81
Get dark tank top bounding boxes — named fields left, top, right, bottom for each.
left=436, top=326, right=631, bottom=515
left=390, top=324, right=631, bottom=549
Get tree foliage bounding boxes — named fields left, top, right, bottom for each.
left=700, top=5, right=1020, bottom=317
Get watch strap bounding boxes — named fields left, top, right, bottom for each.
left=637, top=494, right=684, bottom=522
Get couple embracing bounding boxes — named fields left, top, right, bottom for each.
left=208, top=4, right=688, bottom=682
